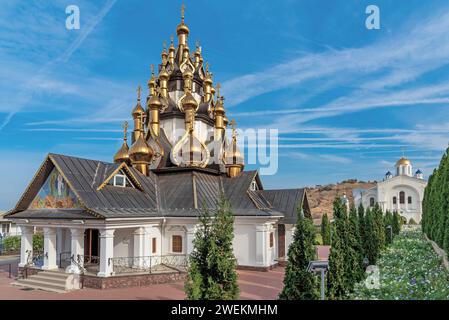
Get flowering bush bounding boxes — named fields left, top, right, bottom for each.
left=352, top=230, right=449, bottom=300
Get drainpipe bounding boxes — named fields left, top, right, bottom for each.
left=161, top=218, right=166, bottom=256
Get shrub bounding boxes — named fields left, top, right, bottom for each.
left=33, top=233, right=44, bottom=251
left=408, top=218, right=417, bottom=225
left=2, top=235, right=20, bottom=252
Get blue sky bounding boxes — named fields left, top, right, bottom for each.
left=1, top=0, right=449, bottom=210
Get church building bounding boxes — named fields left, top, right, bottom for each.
left=5, top=7, right=310, bottom=290
left=354, top=157, right=427, bottom=223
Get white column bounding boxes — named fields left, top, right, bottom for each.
left=68, top=228, right=84, bottom=273
left=19, top=226, right=34, bottom=267
left=97, top=229, right=115, bottom=277
left=42, top=227, right=58, bottom=270
left=255, top=224, right=269, bottom=267
left=186, top=225, right=197, bottom=255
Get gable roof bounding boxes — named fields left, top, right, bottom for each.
left=259, top=188, right=310, bottom=224
left=7, top=153, right=307, bottom=222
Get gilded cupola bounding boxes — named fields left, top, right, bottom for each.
left=113, top=4, right=245, bottom=173
left=131, top=85, right=145, bottom=144
left=113, top=121, right=130, bottom=164
left=176, top=4, right=190, bottom=45
left=224, top=120, right=244, bottom=178
left=129, top=113, right=154, bottom=176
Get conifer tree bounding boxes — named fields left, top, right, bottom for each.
left=364, top=208, right=378, bottom=265
left=373, top=203, right=386, bottom=251
left=348, top=204, right=364, bottom=282
left=357, top=203, right=366, bottom=258
left=327, top=198, right=348, bottom=299
left=384, top=210, right=394, bottom=244
left=185, top=197, right=239, bottom=300
left=392, top=211, right=401, bottom=236
left=279, top=209, right=318, bottom=300
left=321, top=213, right=331, bottom=245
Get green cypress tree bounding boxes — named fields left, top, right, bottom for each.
left=347, top=204, right=364, bottom=283
left=364, top=208, right=378, bottom=265
left=357, top=203, right=366, bottom=258
left=372, top=203, right=386, bottom=251
left=327, top=198, right=348, bottom=299
left=392, top=211, right=401, bottom=236
left=321, top=213, right=331, bottom=245
left=185, top=197, right=239, bottom=300
left=384, top=210, right=394, bottom=244
left=279, top=209, right=318, bottom=300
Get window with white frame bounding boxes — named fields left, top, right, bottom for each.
left=108, top=170, right=135, bottom=188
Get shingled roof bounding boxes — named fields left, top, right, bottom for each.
left=6, top=154, right=307, bottom=222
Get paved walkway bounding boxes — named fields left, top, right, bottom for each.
left=0, top=262, right=285, bottom=300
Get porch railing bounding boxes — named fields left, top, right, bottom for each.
left=77, top=254, right=100, bottom=266
left=108, top=254, right=188, bottom=275
left=59, top=251, right=72, bottom=269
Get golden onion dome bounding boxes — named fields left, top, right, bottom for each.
left=181, top=92, right=198, bottom=109
left=129, top=135, right=154, bottom=163
left=159, top=66, right=169, bottom=80
left=225, top=137, right=244, bottom=166
left=177, top=22, right=190, bottom=36
left=132, top=102, right=145, bottom=118
left=148, top=94, right=162, bottom=109
left=180, top=132, right=207, bottom=167
left=215, top=97, right=225, bottom=114
left=113, top=141, right=129, bottom=164
left=114, top=121, right=130, bottom=164
left=396, top=157, right=411, bottom=166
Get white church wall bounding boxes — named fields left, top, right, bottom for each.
left=233, top=223, right=257, bottom=266
left=114, top=228, right=134, bottom=257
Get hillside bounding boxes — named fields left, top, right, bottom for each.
left=306, top=179, right=376, bottom=224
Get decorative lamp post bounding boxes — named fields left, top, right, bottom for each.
left=307, top=260, right=329, bottom=300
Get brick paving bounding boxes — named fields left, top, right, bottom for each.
left=0, top=261, right=285, bottom=300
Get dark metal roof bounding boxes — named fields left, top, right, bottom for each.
left=259, top=189, right=310, bottom=224
left=7, top=154, right=306, bottom=222
left=11, top=209, right=97, bottom=220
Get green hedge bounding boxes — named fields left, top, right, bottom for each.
left=1, top=233, right=44, bottom=254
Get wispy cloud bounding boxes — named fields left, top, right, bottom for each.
left=0, top=0, right=118, bottom=130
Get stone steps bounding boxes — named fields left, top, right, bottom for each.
left=12, top=270, right=71, bottom=293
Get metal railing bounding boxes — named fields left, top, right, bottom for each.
left=59, top=251, right=72, bottom=269
left=77, top=254, right=100, bottom=265
left=108, top=254, right=188, bottom=274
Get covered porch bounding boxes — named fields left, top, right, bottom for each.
left=18, top=223, right=189, bottom=278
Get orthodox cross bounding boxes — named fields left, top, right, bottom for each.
left=216, top=83, right=221, bottom=98
left=230, top=119, right=237, bottom=139
left=163, top=40, right=166, bottom=50
left=181, top=3, right=185, bottom=22
left=137, top=85, right=142, bottom=102
left=123, top=121, right=128, bottom=141
left=170, top=35, right=174, bottom=45
left=150, top=64, right=155, bottom=76
left=205, top=62, right=209, bottom=73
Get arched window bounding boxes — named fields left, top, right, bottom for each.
left=408, top=196, right=412, bottom=204
left=399, top=191, right=405, bottom=204
left=393, top=197, right=397, bottom=204
left=369, top=197, right=375, bottom=207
